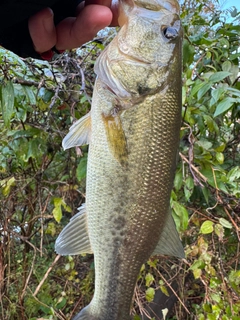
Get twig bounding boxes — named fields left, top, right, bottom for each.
left=70, top=295, right=84, bottom=319
left=134, top=286, right=152, bottom=320
left=38, top=193, right=51, bottom=257
left=223, top=206, right=240, bottom=242
left=29, top=288, right=66, bottom=320
left=191, top=54, right=205, bottom=80
left=48, top=85, right=61, bottom=113
left=12, top=78, right=39, bottom=86
left=20, top=243, right=36, bottom=302
left=179, top=152, right=208, bottom=184
left=33, top=254, right=61, bottom=297
left=158, top=271, right=190, bottom=315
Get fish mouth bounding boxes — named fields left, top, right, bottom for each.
left=119, top=0, right=180, bottom=27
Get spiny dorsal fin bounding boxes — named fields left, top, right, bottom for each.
left=62, top=112, right=91, bottom=150
left=55, top=204, right=92, bottom=255
left=152, top=210, right=185, bottom=259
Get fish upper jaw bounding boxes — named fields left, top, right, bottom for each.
left=119, top=0, right=180, bottom=19
left=134, top=0, right=180, bottom=13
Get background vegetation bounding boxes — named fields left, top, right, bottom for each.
left=0, top=0, right=239, bottom=319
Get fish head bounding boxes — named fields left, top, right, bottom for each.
left=94, top=0, right=182, bottom=101
left=117, top=0, right=182, bottom=66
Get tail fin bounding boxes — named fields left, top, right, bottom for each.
left=72, top=306, right=97, bottom=320
left=72, top=304, right=132, bottom=320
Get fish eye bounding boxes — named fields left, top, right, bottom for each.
left=162, top=26, right=179, bottom=40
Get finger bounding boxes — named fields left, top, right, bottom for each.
left=109, top=0, right=119, bottom=26
left=28, top=7, right=57, bottom=53
left=84, top=0, right=119, bottom=26
left=85, top=0, right=112, bottom=7
left=55, top=5, right=113, bottom=51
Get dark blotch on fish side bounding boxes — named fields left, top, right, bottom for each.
left=113, top=216, right=126, bottom=230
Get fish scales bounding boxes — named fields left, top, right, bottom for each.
left=55, top=0, right=184, bottom=319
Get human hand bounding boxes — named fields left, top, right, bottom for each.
left=28, top=0, right=118, bottom=58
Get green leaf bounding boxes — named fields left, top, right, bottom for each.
left=7, top=128, right=41, bottom=139
left=145, top=287, right=155, bottom=302
left=209, top=71, right=232, bottom=83
left=214, top=224, right=224, bottom=240
left=190, top=259, right=205, bottom=271
left=210, top=293, right=221, bottom=303
left=215, top=144, right=226, bottom=152
left=203, top=115, right=215, bottom=133
left=1, top=80, right=15, bottom=128
left=52, top=197, right=71, bottom=222
left=55, top=297, right=67, bottom=310
left=184, top=176, right=194, bottom=201
left=26, top=138, right=43, bottom=161
left=53, top=197, right=63, bottom=207
left=24, top=86, right=36, bottom=105
left=211, top=87, right=226, bottom=104
left=200, top=168, right=228, bottom=193
left=77, top=153, right=88, bottom=181
left=174, top=170, right=183, bottom=192
left=193, top=268, right=202, bottom=279
left=226, top=87, right=240, bottom=97
left=62, top=202, right=72, bottom=213
left=45, top=222, right=56, bottom=237
left=202, top=186, right=210, bottom=203
left=229, top=65, right=239, bottom=84
left=197, top=82, right=212, bottom=100
left=227, top=166, right=240, bottom=182
left=190, top=81, right=205, bottom=97
left=182, top=86, right=187, bottom=105
left=196, top=139, right=212, bottom=150
left=160, top=285, right=169, bottom=297
left=133, top=316, right=141, bottom=320
left=213, top=98, right=235, bottom=117
left=219, top=218, right=232, bottom=229
left=215, top=152, right=224, bottom=164
left=172, top=201, right=189, bottom=231
left=183, top=39, right=195, bottom=67
left=0, top=177, right=16, bottom=196
left=200, top=220, right=214, bottom=234
left=222, top=61, right=232, bottom=72
left=52, top=206, right=62, bottom=223
left=145, top=273, right=154, bottom=287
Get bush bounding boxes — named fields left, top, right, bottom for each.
left=0, top=1, right=239, bottom=319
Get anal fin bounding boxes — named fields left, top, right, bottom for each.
left=55, top=204, right=92, bottom=255
left=62, top=112, right=91, bottom=150
left=152, top=210, right=185, bottom=259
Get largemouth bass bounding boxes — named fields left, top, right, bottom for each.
left=55, top=0, right=184, bottom=319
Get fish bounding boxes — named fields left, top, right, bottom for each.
left=55, top=0, right=184, bottom=319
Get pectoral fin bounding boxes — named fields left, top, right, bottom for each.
left=55, top=204, right=92, bottom=255
left=62, top=112, right=91, bottom=150
left=152, top=211, right=185, bottom=259
left=102, top=113, right=128, bottom=166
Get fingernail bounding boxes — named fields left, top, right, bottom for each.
left=40, top=49, right=55, bottom=60
left=54, top=48, right=65, bottom=54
